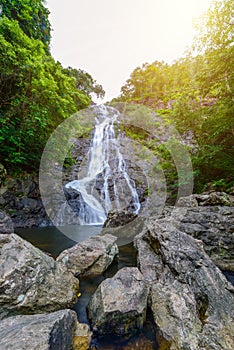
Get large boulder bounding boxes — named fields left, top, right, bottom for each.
left=167, top=204, right=234, bottom=271
left=0, top=233, right=79, bottom=319
left=0, top=210, right=14, bottom=234
left=87, top=267, right=149, bottom=337
left=103, top=209, right=137, bottom=228
left=135, top=219, right=234, bottom=350
left=0, top=309, right=91, bottom=350
left=176, top=206, right=234, bottom=271
left=56, top=234, right=118, bottom=277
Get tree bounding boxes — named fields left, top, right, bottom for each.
left=116, top=0, right=234, bottom=192
left=63, top=67, right=105, bottom=100
left=0, top=17, right=90, bottom=171
left=190, top=0, right=234, bottom=189
left=193, top=0, right=234, bottom=99
left=0, top=0, right=51, bottom=48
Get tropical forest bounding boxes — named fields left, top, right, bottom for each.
left=0, top=1, right=234, bottom=350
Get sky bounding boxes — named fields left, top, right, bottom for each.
left=46, top=0, right=213, bottom=102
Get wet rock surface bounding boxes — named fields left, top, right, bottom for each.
left=87, top=267, right=149, bottom=337
left=73, top=322, right=92, bottom=350
left=57, top=234, right=118, bottom=277
left=0, top=309, right=81, bottom=350
left=0, top=210, right=14, bottom=234
left=1, top=172, right=234, bottom=349
left=0, top=233, right=79, bottom=319
left=0, top=175, right=50, bottom=228
left=135, top=219, right=234, bottom=350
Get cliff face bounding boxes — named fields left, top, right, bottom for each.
left=0, top=175, right=50, bottom=228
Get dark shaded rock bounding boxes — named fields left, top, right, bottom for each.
left=0, top=309, right=81, bottom=350
left=135, top=219, right=234, bottom=350
left=0, top=233, right=79, bottom=319
left=0, top=176, right=50, bottom=228
left=0, top=164, right=7, bottom=187
left=0, top=210, right=14, bottom=234
left=64, top=187, right=82, bottom=212
left=103, top=209, right=137, bottom=228
left=57, top=234, right=118, bottom=277
left=87, top=267, right=149, bottom=337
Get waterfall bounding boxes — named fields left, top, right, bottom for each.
left=65, top=105, right=140, bottom=225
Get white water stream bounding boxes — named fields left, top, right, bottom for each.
left=65, top=105, right=140, bottom=225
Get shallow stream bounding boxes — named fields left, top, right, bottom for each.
left=16, top=225, right=158, bottom=350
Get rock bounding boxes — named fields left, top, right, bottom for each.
left=177, top=195, right=198, bottom=207
left=0, top=163, right=7, bottom=187
left=228, top=186, right=234, bottom=195
left=134, top=234, right=163, bottom=284
left=0, top=309, right=83, bottom=350
left=57, top=234, right=118, bottom=277
left=135, top=219, right=234, bottom=350
left=0, top=210, right=14, bottom=234
left=100, top=216, right=145, bottom=246
left=18, top=197, right=38, bottom=212
left=0, top=176, right=50, bottom=228
left=87, top=267, right=149, bottom=337
left=197, top=192, right=234, bottom=206
left=0, top=233, right=79, bottom=319
left=178, top=192, right=234, bottom=207
left=169, top=205, right=234, bottom=271
left=103, top=209, right=137, bottom=228
left=73, top=322, right=92, bottom=350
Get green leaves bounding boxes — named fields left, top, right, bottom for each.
left=63, top=67, right=105, bottom=100
left=117, top=0, right=234, bottom=193
left=0, top=17, right=91, bottom=172
left=0, top=0, right=51, bottom=49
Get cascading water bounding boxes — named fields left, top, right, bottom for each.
left=65, top=105, right=140, bottom=225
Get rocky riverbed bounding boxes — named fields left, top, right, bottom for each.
left=0, top=191, right=234, bottom=349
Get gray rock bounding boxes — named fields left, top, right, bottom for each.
left=57, top=234, right=118, bottom=277
left=19, top=197, right=38, bottom=211
left=0, top=210, right=14, bottom=234
left=170, top=205, right=234, bottom=271
left=177, top=195, right=198, bottom=207
left=135, top=219, right=234, bottom=350
left=179, top=192, right=234, bottom=207
left=87, top=267, right=149, bottom=336
left=103, top=209, right=137, bottom=228
left=0, top=309, right=79, bottom=350
left=0, top=233, right=79, bottom=319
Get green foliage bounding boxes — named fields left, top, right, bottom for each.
left=0, top=17, right=91, bottom=172
left=0, top=0, right=106, bottom=175
left=116, top=0, right=234, bottom=193
left=0, top=0, right=51, bottom=49
left=64, top=67, right=105, bottom=100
